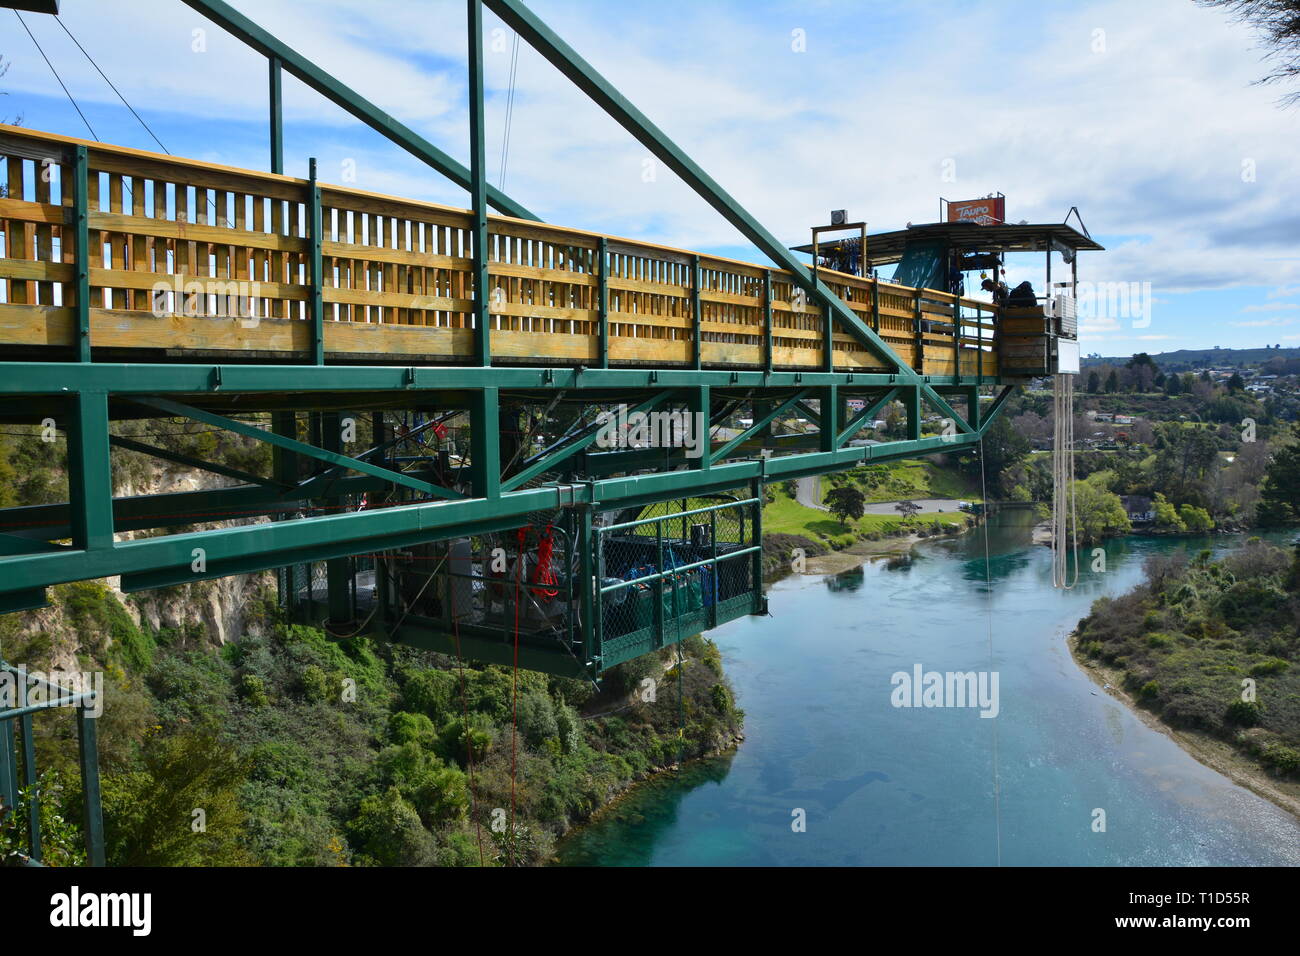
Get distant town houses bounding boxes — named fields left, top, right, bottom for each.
left=1087, top=410, right=1137, bottom=426
left=1121, top=495, right=1155, bottom=523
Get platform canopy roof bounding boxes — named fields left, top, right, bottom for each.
left=792, top=220, right=1104, bottom=267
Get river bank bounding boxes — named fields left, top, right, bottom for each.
left=1067, top=631, right=1300, bottom=825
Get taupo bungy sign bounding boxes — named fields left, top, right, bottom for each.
left=947, top=197, right=1005, bottom=225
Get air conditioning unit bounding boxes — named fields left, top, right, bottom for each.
left=830, top=209, right=848, bottom=226
left=1051, top=294, right=1077, bottom=337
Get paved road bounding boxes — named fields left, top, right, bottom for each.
left=862, top=497, right=966, bottom=515
left=795, top=475, right=826, bottom=510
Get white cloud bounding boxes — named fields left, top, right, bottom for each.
left=3, top=0, right=1297, bottom=309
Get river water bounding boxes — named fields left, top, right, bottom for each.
left=556, top=514, right=1300, bottom=866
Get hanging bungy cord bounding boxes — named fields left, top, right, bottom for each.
left=1051, top=372, right=1080, bottom=589
left=449, top=569, right=486, bottom=867
left=509, top=526, right=527, bottom=866
left=977, top=436, right=1003, bottom=867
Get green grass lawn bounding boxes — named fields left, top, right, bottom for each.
left=764, top=486, right=969, bottom=548
left=825, top=458, right=982, bottom=504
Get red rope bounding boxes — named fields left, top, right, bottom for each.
left=529, top=524, right=559, bottom=599
left=451, top=595, right=485, bottom=867
left=510, top=526, right=526, bottom=866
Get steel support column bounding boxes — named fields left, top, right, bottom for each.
left=68, top=391, right=114, bottom=551
left=268, top=55, right=284, bottom=175
left=308, top=157, right=324, bottom=364
left=468, top=0, right=491, bottom=367
left=76, top=708, right=105, bottom=867
left=71, top=144, right=91, bottom=363
left=470, top=386, right=500, bottom=498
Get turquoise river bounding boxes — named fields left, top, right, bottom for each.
left=556, top=516, right=1300, bottom=866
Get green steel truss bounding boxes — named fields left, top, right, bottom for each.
left=0, top=0, right=1019, bottom=674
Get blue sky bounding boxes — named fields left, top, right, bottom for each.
left=3, top=0, right=1298, bottom=357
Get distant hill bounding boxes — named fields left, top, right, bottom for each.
left=1082, top=346, right=1300, bottom=371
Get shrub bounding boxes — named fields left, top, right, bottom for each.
left=1225, top=699, right=1263, bottom=727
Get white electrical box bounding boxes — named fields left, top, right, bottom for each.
left=1056, top=339, right=1081, bottom=375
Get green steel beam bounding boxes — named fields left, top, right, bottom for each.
left=268, top=56, right=283, bottom=175
left=20, top=713, right=39, bottom=863
left=0, top=426, right=1000, bottom=599
left=903, top=386, right=921, bottom=442
left=502, top=389, right=673, bottom=492
left=0, top=589, right=49, bottom=613
left=0, top=470, right=445, bottom=542
left=76, top=708, right=105, bottom=867
left=819, top=385, right=840, bottom=452
left=708, top=388, right=808, bottom=465
left=110, top=434, right=286, bottom=489
left=308, top=158, right=325, bottom=364
left=292, top=415, right=447, bottom=499
left=597, top=236, right=610, bottom=368
left=470, top=387, right=500, bottom=498
left=0, top=534, right=69, bottom=556
left=690, top=386, right=709, bottom=470
left=180, top=0, right=538, bottom=220
left=468, top=0, right=491, bottom=367
left=0, top=717, right=14, bottom=820
left=392, top=616, right=589, bottom=678
left=0, top=361, right=1010, bottom=395
left=837, top=387, right=899, bottom=446
left=68, top=392, right=114, bottom=551
left=793, top=400, right=820, bottom=427
left=72, top=145, right=90, bottom=363
left=919, top=386, right=974, bottom=435
left=691, top=255, right=703, bottom=371
left=133, top=398, right=462, bottom=500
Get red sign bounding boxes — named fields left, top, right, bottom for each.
left=947, top=197, right=1005, bottom=225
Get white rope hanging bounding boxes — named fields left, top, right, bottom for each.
left=1051, top=372, right=1079, bottom=588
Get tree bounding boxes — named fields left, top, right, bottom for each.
left=1153, top=492, right=1186, bottom=531
left=1104, top=369, right=1120, bottom=393
left=1072, top=478, right=1133, bottom=543
left=825, top=486, right=866, bottom=528
left=894, top=499, right=921, bottom=521
left=1258, top=426, right=1300, bottom=524
left=0, top=53, right=21, bottom=130
left=963, top=414, right=1029, bottom=494
left=1086, top=370, right=1101, bottom=394
left=1197, top=1, right=1300, bottom=105
left=1179, top=503, right=1215, bottom=532
left=1227, top=371, right=1246, bottom=393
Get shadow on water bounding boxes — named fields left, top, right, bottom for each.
left=556, top=754, right=737, bottom=867
left=825, top=566, right=865, bottom=592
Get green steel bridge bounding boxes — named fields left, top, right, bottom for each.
left=0, top=0, right=1095, bottom=865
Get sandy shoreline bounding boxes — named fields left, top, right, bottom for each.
left=1067, top=632, right=1300, bottom=824
left=801, top=532, right=939, bottom=575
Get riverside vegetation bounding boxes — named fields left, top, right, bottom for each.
left=0, top=421, right=742, bottom=867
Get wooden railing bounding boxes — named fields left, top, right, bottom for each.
left=0, top=125, right=999, bottom=377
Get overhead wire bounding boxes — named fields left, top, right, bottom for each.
left=13, top=10, right=99, bottom=141
left=53, top=15, right=169, bottom=154
left=497, top=30, right=520, bottom=190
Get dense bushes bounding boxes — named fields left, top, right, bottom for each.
left=1075, top=538, right=1300, bottom=778
left=6, top=584, right=742, bottom=867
